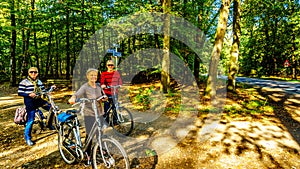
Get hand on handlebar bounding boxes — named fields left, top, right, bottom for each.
left=101, top=84, right=106, bottom=89
left=68, top=97, right=76, bottom=105
left=101, top=95, right=108, bottom=101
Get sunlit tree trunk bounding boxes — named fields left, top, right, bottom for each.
left=161, top=0, right=171, bottom=93
left=227, top=0, right=241, bottom=92
left=205, top=0, right=231, bottom=100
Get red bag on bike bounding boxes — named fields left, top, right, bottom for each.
left=14, top=106, right=27, bottom=125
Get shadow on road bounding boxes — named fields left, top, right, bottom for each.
left=256, top=87, right=300, bottom=147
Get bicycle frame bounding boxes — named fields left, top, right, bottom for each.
left=72, top=97, right=112, bottom=167
left=106, top=85, right=125, bottom=123
left=35, top=86, right=61, bottom=130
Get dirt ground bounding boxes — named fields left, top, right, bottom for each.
left=0, top=83, right=299, bottom=169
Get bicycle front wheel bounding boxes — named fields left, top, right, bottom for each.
left=58, top=122, right=82, bottom=164
left=92, top=137, right=130, bottom=169
left=111, top=107, right=134, bottom=136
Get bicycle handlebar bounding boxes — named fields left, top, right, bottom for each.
left=35, top=86, right=56, bottom=96
left=106, top=85, right=121, bottom=89
left=71, top=95, right=107, bottom=107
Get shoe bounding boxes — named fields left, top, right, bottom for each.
left=26, top=140, right=35, bottom=146
left=47, top=125, right=56, bottom=130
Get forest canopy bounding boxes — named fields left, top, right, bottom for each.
left=0, top=0, right=299, bottom=86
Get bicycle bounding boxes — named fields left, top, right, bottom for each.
left=104, top=85, right=134, bottom=136
left=57, top=95, right=130, bottom=168
left=32, top=86, right=61, bottom=133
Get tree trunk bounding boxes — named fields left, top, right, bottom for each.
left=45, top=20, right=53, bottom=78
left=31, top=0, right=40, bottom=72
left=10, top=0, right=17, bottom=86
left=161, top=0, right=171, bottom=93
left=291, top=3, right=297, bottom=80
left=66, top=8, right=71, bottom=80
left=205, top=0, right=231, bottom=100
left=55, top=32, right=59, bottom=78
left=227, top=0, right=241, bottom=92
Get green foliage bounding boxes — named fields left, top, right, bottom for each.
left=239, top=0, right=300, bottom=77
left=132, top=86, right=155, bottom=111
left=224, top=99, right=273, bottom=117
left=1, top=0, right=299, bottom=85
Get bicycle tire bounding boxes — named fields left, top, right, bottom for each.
left=92, top=137, right=130, bottom=169
left=58, top=121, right=83, bottom=164
left=111, top=107, right=134, bottom=136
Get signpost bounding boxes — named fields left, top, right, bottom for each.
left=284, top=59, right=290, bottom=78
left=284, top=59, right=290, bottom=67
left=107, top=43, right=121, bottom=70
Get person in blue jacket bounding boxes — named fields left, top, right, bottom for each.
left=18, top=67, right=55, bottom=146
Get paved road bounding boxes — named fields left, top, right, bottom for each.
left=218, top=75, right=300, bottom=95
left=235, top=77, right=300, bottom=94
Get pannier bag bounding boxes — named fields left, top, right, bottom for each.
left=14, top=106, right=27, bottom=125
left=57, top=112, right=75, bottom=123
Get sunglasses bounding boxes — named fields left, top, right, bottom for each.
left=107, top=64, right=114, bottom=66
left=29, top=71, right=38, bottom=74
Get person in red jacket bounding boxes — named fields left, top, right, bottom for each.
left=100, top=60, right=122, bottom=123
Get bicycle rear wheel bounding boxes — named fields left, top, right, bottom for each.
left=111, top=107, right=134, bottom=136
left=92, top=137, right=129, bottom=169
left=58, top=121, right=83, bottom=164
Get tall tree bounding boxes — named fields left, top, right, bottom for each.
left=31, top=0, right=40, bottom=71
left=161, top=0, right=171, bottom=93
left=227, top=0, right=241, bottom=92
left=205, top=0, right=232, bottom=100
left=10, top=0, right=17, bottom=86
left=65, top=5, right=71, bottom=80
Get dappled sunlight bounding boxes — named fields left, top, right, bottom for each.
left=152, top=117, right=300, bottom=168
left=194, top=120, right=300, bottom=168
left=0, top=95, right=20, bottom=101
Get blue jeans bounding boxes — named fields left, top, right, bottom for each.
left=24, top=103, right=50, bottom=141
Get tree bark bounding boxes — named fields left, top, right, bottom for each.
left=10, top=0, right=17, bottom=86
left=161, top=0, right=171, bottom=93
left=205, top=0, right=231, bottom=100
left=227, top=0, right=241, bottom=92
left=66, top=8, right=71, bottom=80
left=45, top=20, right=53, bottom=78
